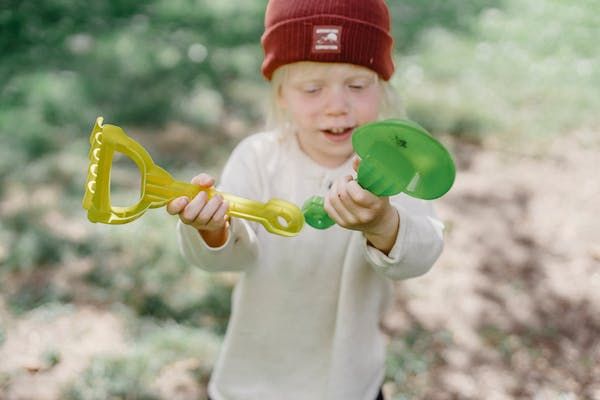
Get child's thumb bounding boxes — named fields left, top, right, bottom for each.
left=167, top=197, right=189, bottom=215
left=191, top=173, right=215, bottom=187
left=352, top=156, right=361, bottom=172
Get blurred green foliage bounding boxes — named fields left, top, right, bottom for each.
left=396, top=0, right=600, bottom=138
left=389, top=0, right=503, bottom=52
left=1, top=0, right=266, bottom=173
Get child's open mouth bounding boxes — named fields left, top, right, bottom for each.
left=322, top=127, right=354, bottom=142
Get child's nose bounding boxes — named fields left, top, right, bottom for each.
left=325, top=87, right=349, bottom=116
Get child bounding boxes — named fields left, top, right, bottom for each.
left=167, top=0, right=444, bottom=399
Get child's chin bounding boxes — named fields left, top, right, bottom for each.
left=326, top=144, right=354, bottom=161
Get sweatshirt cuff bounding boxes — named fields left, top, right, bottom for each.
left=178, top=219, right=236, bottom=253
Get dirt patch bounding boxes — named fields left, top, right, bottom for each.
left=384, top=129, right=600, bottom=399
left=0, top=305, right=126, bottom=400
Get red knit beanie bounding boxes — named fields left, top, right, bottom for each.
left=261, top=0, right=395, bottom=81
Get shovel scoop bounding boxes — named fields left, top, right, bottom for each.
left=83, top=117, right=304, bottom=237
left=302, top=119, right=456, bottom=229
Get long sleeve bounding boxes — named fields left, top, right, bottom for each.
left=362, top=194, right=444, bottom=280
left=177, top=218, right=259, bottom=272
left=175, top=135, right=265, bottom=273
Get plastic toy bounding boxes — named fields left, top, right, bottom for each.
left=302, top=119, right=456, bottom=229
left=83, top=117, right=304, bottom=237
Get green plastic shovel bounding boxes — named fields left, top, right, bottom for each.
left=302, top=119, right=456, bottom=229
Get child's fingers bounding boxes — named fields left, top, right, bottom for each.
left=323, top=195, right=345, bottom=225
left=211, top=201, right=230, bottom=226
left=167, top=196, right=189, bottom=215
left=197, top=195, right=225, bottom=226
left=180, top=191, right=208, bottom=224
left=190, top=173, right=215, bottom=188
left=330, top=175, right=362, bottom=209
left=346, top=180, right=377, bottom=207
left=328, top=175, right=387, bottom=228
left=331, top=173, right=378, bottom=209
left=327, top=177, right=358, bottom=224
left=328, top=200, right=355, bottom=225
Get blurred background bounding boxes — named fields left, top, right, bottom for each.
left=0, top=0, right=599, bottom=399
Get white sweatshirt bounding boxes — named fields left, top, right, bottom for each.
left=177, top=130, right=444, bottom=400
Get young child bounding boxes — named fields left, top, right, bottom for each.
left=167, top=1, right=444, bottom=399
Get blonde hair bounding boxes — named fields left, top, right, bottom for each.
left=265, top=62, right=403, bottom=131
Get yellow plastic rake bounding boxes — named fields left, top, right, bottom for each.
left=82, top=117, right=304, bottom=237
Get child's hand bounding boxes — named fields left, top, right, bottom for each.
left=167, top=173, right=230, bottom=247
left=324, top=158, right=399, bottom=253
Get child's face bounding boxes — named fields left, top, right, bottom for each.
left=278, top=62, right=382, bottom=168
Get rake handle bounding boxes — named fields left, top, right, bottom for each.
left=159, top=180, right=256, bottom=217
left=159, top=180, right=303, bottom=237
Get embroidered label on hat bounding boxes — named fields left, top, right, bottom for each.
left=312, top=26, right=342, bottom=54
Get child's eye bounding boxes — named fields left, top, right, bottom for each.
left=348, top=78, right=374, bottom=91
left=348, top=80, right=371, bottom=91
left=302, top=86, right=321, bottom=94
left=349, top=84, right=365, bottom=90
